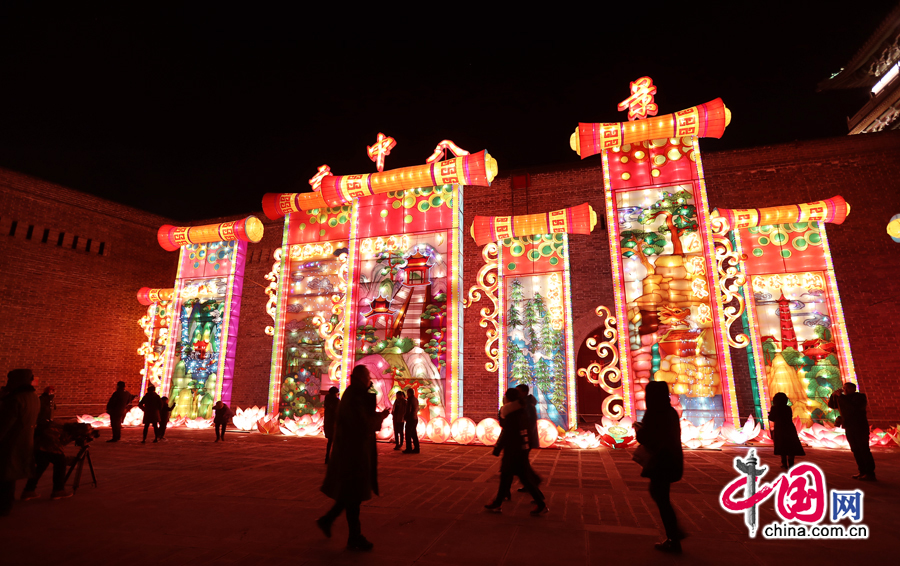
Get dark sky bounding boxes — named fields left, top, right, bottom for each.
left=0, top=4, right=897, bottom=221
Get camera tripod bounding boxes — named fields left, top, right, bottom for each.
left=64, top=442, right=97, bottom=492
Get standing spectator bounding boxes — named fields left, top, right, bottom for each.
left=635, top=381, right=685, bottom=553
left=316, top=365, right=389, bottom=551
left=768, top=392, right=804, bottom=469
left=38, top=387, right=56, bottom=423
left=0, top=369, right=40, bottom=516
left=323, top=387, right=339, bottom=464
left=158, top=396, right=175, bottom=441
left=105, top=381, right=134, bottom=443
left=402, top=388, right=420, bottom=454
left=515, top=383, right=542, bottom=492
left=138, top=385, right=162, bottom=444
left=213, top=401, right=232, bottom=442
left=484, top=388, right=547, bottom=515
left=391, top=391, right=407, bottom=451
left=829, top=382, right=876, bottom=480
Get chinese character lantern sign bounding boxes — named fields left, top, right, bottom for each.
left=573, top=79, right=740, bottom=427
left=157, top=216, right=263, bottom=419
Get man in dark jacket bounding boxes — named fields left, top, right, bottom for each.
left=106, top=381, right=134, bottom=443
left=828, top=382, right=876, bottom=480
left=138, top=384, right=162, bottom=444
left=0, top=369, right=40, bottom=516
left=317, top=365, right=389, bottom=551
left=323, top=387, right=339, bottom=464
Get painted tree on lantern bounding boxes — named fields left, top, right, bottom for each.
left=550, top=347, right=566, bottom=412
left=508, top=342, right=530, bottom=385
left=533, top=358, right=552, bottom=401
left=523, top=296, right=542, bottom=353
left=620, top=229, right=666, bottom=273
left=638, top=190, right=698, bottom=255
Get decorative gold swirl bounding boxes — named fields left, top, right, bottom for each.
left=463, top=242, right=501, bottom=372
left=263, top=248, right=282, bottom=336
left=317, top=252, right=348, bottom=383
left=712, top=224, right=750, bottom=349
left=576, top=306, right=623, bottom=420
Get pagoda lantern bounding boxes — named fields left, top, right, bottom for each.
left=777, top=292, right=798, bottom=350
left=403, top=252, right=431, bottom=286
left=362, top=296, right=396, bottom=339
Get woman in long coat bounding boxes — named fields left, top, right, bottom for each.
left=317, top=366, right=389, bottom=551
left=636, top=381, right=685, bottom=553
left=769, top=392, right=804, bottom=469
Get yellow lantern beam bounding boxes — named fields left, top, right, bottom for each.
left=137, top=288, right=175, bottom=305
left=470, top=203, right=597, bottom=246
left=157, top=215, right=265, bottom=252
left=714, top=196, right=849, bottom=231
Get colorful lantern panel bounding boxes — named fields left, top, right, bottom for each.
left=159, top=238, right=249, bottom=418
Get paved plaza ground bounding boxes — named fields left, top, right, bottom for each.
left=1, top=426, right=897, bottom=566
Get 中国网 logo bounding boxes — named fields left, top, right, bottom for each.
left=719, top=449, right=868, bottom=539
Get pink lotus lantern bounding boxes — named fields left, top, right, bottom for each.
left=417, top=419, right=427, bottom=440
left=594, top=416, right=636, bottom=449
left=77, top=413, right=111, bottom=428
left=868, top=428, right=894, bottom=447
left=476, top=418, right=501, bottom=446
left=565, top=429, right=601, bottom=449
left=256, top=413, right=281, bottom=434
left=450, top=417, right=477, bottom=445
left=184, top=418, right=213, bottom=429
left=233, top=406, right=266, bottom=431
left=797, top=423, right=849, bottom=449
left=751, top=429, right=774, bottom=445
left=123, top=407, right=144, bottom=427
left=426, top=416, right=451, bottom=444
left=891, top=426, right=900, bottom=447
left=280, top=414, right=323, bottom=437
left=376, top=418, right=394, bottom=441
left=719, top=415, right=761, bottom=445
left=680, top=419, right=724, bottom=449
left=168, top=416, right=188, bottom=428
left=536, top=419, right=559, bottom=448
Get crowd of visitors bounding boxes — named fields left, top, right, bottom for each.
left=0, top=365, right=879, bottom=556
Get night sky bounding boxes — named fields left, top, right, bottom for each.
left=0, top=5, right=897, bottom=221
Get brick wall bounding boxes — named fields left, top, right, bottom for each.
left=5, top=129, right=899, bottom=426
left=0, top=168, right=176, bottom=417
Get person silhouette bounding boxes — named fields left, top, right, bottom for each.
left=391, top=391, right=406, bottom=451
left=323, top=387, right=339, bottom=464
left=138, top=385, right=162, bottom=444
left=402, top=388, right=420, bottom=454
left=105, top=381, right=134, bottom=443
left=158, top=396, right=175, bottom=440
left=828, top=382, right=876, bottom=480
left=484, top=388, right=547, bottom=515
left=0, top=369, right=40, bottom=516
left=213, top=401, right=232, bottom=442
left=635, top=381, right=685, bottom=553
left=316, top=365, right=389, bottom=551
left=768, top=392, right=804, bottom=469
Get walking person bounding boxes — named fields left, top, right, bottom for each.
left=0, top=369, right=40, bottom=516
left=768, top=392, right=804, bottom=469
left=105, top=381, right=134, bottom=443
left=316, top=365, right=390, bottom=551
left=213, top=401, right=232, bottom=442
left=515, top=383, right=542, bottom=493
left=158, top=396, right=175, bottom=440
left=323, top=387, right=339, bottom=464
left=138, top=385, right=162, bottom=444
left=402, top=388, right=420, bottom=454
left=391, top=390, right=406, bottom=451
left=484, top=388, right=547, bottom=515
left=635, top=381, right=685, bottom=553
left=828, top=382, right=876, bottom=480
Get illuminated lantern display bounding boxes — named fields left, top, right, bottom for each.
left=714, top=197, right=856, bottom=426
left=156, top=216, right=264, bottom=419
left=426, top=416, right=451, bottom=443
left=263, top=139, right=498, bottom=429
left=574, top=79, right=741, bottom=427
left=475, top=417, right=501, bottom=446
left=535, top=418, right=559, bottom=448
left=450, top=417, right=477, bottom=445
left=467, top=204, right=598, bottom=430
left=136, top=287, right=174, bottom=396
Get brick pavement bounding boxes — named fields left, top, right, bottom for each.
left=1, top=428, right=897, bottom=565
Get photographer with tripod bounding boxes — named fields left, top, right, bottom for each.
left=0, top=369, right=39, bottom=517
